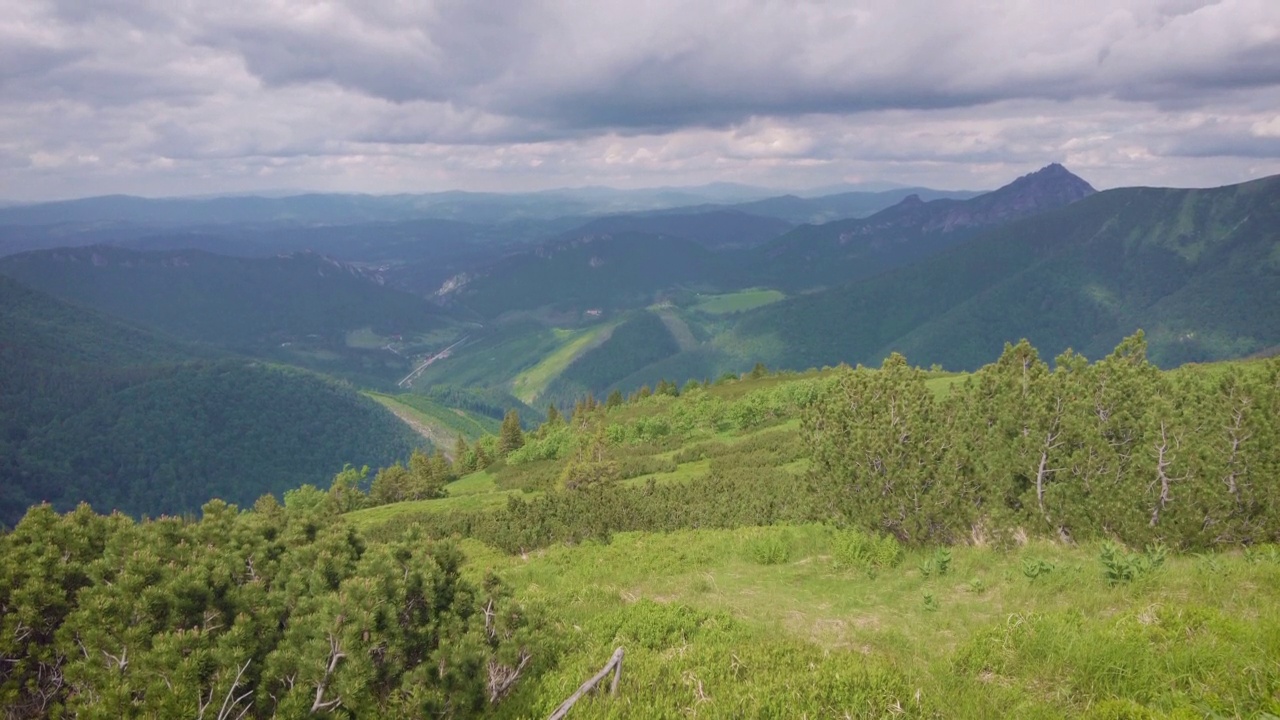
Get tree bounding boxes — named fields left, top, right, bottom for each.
left=545, top=404, right=564, bottom=426
left=327, top=464, right=369, bottom=513
left=453, top=435, right=475, bottom=474
left=560, top=424, right=620, bottom=490
left=370, top=463, right=412, bottom=505
left=804, top=354, right=968, bottom=544
left=407, top=449, right=446, bottom=499
left=499, top=410, right=525, bottom=455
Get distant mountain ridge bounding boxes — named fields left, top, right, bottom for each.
left=757, top=164, right=1096, bottom=289
left=557, top=210, right=794, bottom=250
left=438, top=164, right=1104, bottom=345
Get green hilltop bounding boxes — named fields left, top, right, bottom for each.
left=5, top=338, right=1278, bottom=717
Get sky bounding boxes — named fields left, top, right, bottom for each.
left=2, top=0, right=1279, bottom=201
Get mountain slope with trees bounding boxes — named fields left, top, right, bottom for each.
left=734, top=172, right=1280, bottom=370
left=0, top=275, right=418, bottom=525
left=444, top=232, right=743, bottom=319
left=0, top=246, right=453, bottom=384
left=753, top=163, right=1097, bottom=290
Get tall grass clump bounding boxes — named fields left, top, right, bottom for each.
left=831, top=528, right=903, bottom=570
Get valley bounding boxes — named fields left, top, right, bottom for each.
left=1, top=166, right=1278, bottom=718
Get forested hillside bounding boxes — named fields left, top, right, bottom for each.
left=753, top=163, right=1095, bottom=290
left=735, top=173, right=1280, bottom=370
left=0, top=246, right=453, bottom=385
left=443, top=232, right=742, bottom=318
left=0, top=276, right=418, bottom=525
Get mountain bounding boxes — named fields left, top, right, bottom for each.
left=755, top=164, right=1096, bottom=290
left=0, top=246, right=452, bottom=384
left=0, top=275, right=418, bottom=525
left=733, top=172, right=1280, bottom=370
left=557, top=210, right=794, bottom=250
left=441, top=232, right=745, bottom=319
left=0, top=185, right=783, bottom=228
left=729, top=187, right=986, bottom=224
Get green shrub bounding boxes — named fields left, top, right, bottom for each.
left=1022, top=557, right=1055, bottom=581
left=1100, top=541, right=1167, bottom=585
left=831, top=529, right=902, bottom=570
left=920, top=548, right=952, bottom=578
left=745, top=531, right=793, bottom=565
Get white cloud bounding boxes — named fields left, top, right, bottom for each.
left=0, top=0, right=1278, bottom=199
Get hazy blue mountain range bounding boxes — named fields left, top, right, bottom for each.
left=437, top=164, right=1096, bottom=324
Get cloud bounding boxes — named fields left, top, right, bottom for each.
left=1, top=0, right=1278, bottom=199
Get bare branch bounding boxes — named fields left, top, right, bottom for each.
left=311, top=634, right=346, bottom=714
left=547, top=647, right=624, bottom=720
left=216, top=660, right=253, bottom=720
left=486, top=650, right=531, bottom=704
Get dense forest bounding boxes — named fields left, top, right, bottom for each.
left=0, top=276, right=419, bottom=525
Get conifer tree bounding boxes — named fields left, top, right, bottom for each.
left=805, top=353, right=967, bottom=544
left=453, top=435, right=474, bottom=474
left=326, top=464, right=369, bottom=513
left=560, top=423, right=620, bottom=489
left=499, top=410, right=525, bottom=455
left=370, top=462, right=412, bottom=505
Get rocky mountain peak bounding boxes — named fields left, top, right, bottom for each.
left=996, top=163, right=1096, bottom=204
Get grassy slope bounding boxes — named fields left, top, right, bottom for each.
left=476, top=526, right=1280, bottom=718
left=692, top=288, right=786, bottom=314
left=365, top=392, right=500, bottom=452
left=352, top=358, right=1278, bottom=715
left=510, top=322, right=620, bottom=403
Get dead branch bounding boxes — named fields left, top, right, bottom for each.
left=547, top=647, right=624, bottom=720
left=1150, top=422, right=1177, bottom=526
left=311, top=634, right=345, bottom=714
left=487, top=650, right=531, bottom=704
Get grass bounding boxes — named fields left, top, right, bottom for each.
left=344, top=326, right=387, bottom=349
left=462, top=525, right=1280, bottom=718
left=510, top=321, right=619, bottom=404
left=650, top=306, right=699, bottom=351
left=925, top=371, right=969, bottom=397
left=365, top=391, right=499, bottom=445
left=348, top=359, right=1280, bottom=716
left=345, top=489, right=519, bottom=529
left=691, top=288, right=786, bottom=315
left=620, top=459, right=711, bottom=487
left=345, top=470, right=514, bottom=529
